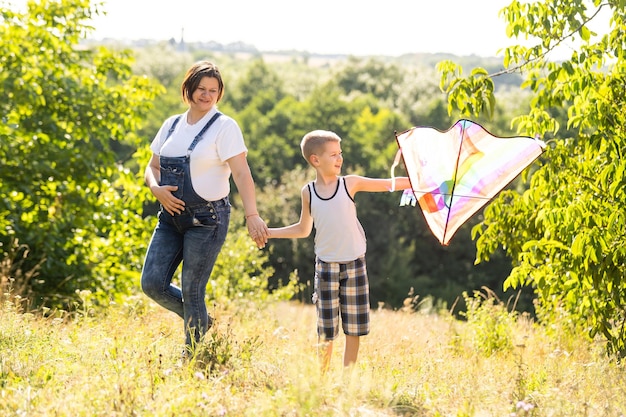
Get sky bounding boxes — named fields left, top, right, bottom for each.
left=86, top=0, right=513, bottom=57
left=8, top=0, right=610, bottom=59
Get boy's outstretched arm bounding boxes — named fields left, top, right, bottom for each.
left=268, top=185, right=314, bottom=239
left=345, top=175, right=412, bottom=195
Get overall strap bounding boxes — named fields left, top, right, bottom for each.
left=166, top=116, right=182, bottom=139
left=187, top=112, right=223, bottom=157
left=159, top=116, right=182, bottom=153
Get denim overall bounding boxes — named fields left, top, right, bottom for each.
left=141, top=112, right=231, bottom=347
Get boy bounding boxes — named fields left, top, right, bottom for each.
left=268, top=130, right=411, bottom=371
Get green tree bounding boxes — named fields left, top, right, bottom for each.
left=227, top=59, right=286, bottom=113
left=438, top=0, right=626, bottom=356
left=130, top=42, right=192, bottom=148
left=0, top=0, right=163, bottom=307
left=334, top=57, right=406, bottom=107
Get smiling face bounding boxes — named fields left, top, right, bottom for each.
left=180, top=61, right=224, bottom=111
left=312, top=140, right=343, bottom=175
left=189, top=76, right=221, bottom=114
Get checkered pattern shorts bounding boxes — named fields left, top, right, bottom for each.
left=312, top=256, right=370, bottom=340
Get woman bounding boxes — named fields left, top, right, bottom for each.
left=141, top=61, right=268, bottom=352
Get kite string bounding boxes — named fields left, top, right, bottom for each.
left=391, top=148, right=417, bottom=206
left=389, top=149, right=403, bottom=192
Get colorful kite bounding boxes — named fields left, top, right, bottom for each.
left=393, top=119, right=546, bottom=246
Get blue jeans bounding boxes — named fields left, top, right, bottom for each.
left=141, top=198, right=230, bottom=347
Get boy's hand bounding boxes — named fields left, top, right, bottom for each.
left=247, top=215, right=269, bottom=248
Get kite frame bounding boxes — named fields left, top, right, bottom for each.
left=393, top=119, right=546, bottom=245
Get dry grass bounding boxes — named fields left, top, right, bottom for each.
left=0, top=295, right=625, bottom=416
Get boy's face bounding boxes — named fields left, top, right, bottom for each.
left=313, top=141, right=343, bottom=174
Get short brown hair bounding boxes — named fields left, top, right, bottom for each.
left=181, top=61, right=225, bottom=104
left=300, top=130, right=341, bottom=166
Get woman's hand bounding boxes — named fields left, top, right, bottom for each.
left=145, top=154, right=185, bottom=216
left=151, top=185, right=185, bottom=215
left=246, top=214, right=269, bottom=248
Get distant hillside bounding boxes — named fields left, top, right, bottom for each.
left=84, top=37, right=522, bottom=90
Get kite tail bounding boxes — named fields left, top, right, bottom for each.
left=400, top=189, right=417, bottom=206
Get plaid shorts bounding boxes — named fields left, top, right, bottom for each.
left=312, top=256, right=370, bottom=340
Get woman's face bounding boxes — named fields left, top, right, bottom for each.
left=190, top=76, right=220, bottom=113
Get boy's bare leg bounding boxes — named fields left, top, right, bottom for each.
left=343, top=335, right=360, bottom=367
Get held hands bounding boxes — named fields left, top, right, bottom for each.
left=151, top=185, right=185, bottom=215
left=246, top=214, right=269, bottom=249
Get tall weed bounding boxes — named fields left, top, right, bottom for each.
left=460, top=287, right=518, bottom=355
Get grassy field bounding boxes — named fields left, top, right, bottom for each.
left=0, top=293, right=625, bottom=416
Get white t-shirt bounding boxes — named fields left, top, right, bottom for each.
left=150, top=109, right=247, bottom=201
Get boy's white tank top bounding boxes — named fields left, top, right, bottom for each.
left=309, top=177, right=366, bottom=263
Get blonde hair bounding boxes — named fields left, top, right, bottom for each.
left=300, top=130, right=341, bottom=166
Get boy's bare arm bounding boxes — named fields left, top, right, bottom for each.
left=269, top=222, right=312, bottom=239
left=345, top=175, right=412, bottom=194
left=268, top=186, right=314, bottom=239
